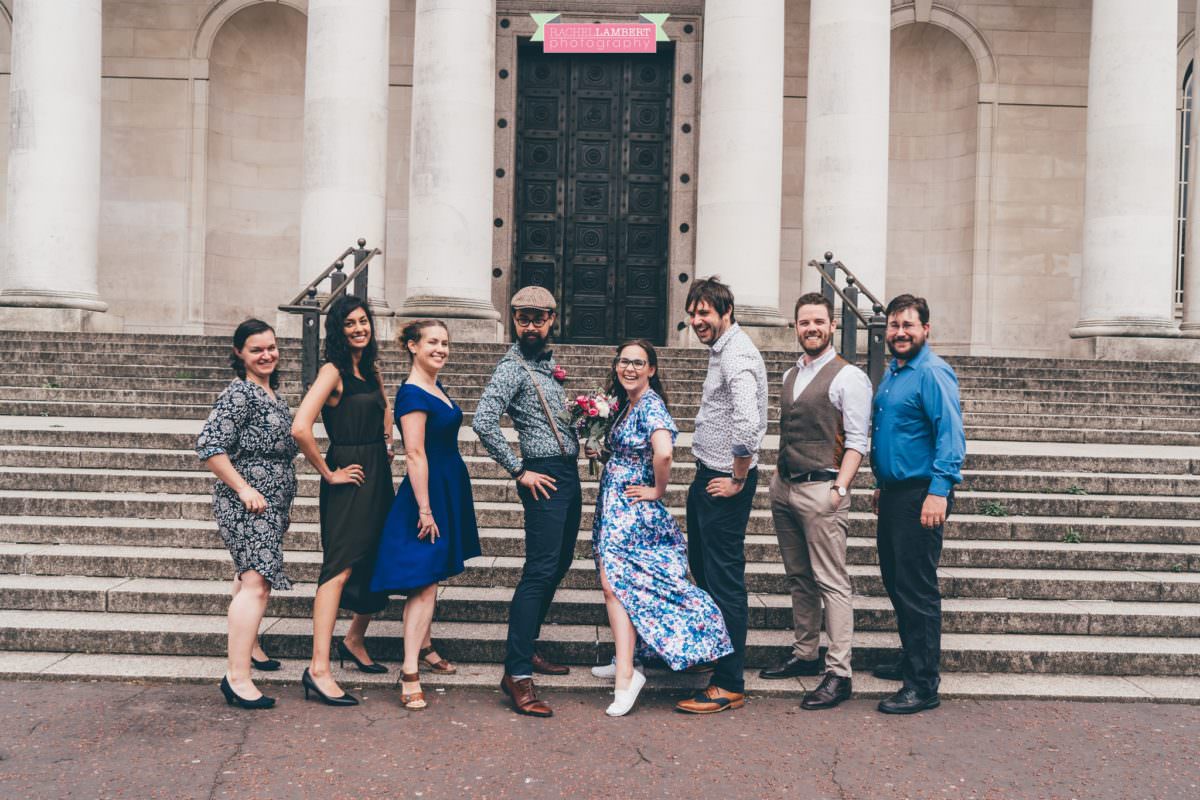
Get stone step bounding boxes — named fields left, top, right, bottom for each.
left=4, top=454, right=1200, bottom=499
left=2, top=575, right=1196, bottom=639
left=3, top=474, right=1196, bottom=521
left=2, top=543, right=1197, bottom=602
left=2, top=651, right=1194, bottom=703
left=1, top=609, right=1197, bottom=675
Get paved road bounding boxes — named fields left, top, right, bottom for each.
left=1, top=680, right=1197, bottom=800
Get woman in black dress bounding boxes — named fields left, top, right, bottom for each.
left=292, top=295, right=394, bottom=705
left=197, top=319, right=298, bottom=710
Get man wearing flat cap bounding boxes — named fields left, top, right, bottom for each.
left=473, top=286, right=580, bottom=717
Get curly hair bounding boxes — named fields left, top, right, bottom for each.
left=323, top=294, right=381, bottom=384
left=229, top=318, right=280, bottom=390
left=605, top=339, right=669, bottom=412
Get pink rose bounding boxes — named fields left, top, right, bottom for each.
left=587, top=407, right=599, bottom=417
left=553, top=366, right=567, bottom=383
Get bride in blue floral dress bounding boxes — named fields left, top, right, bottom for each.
left=590, top=339, right=732, bottom=716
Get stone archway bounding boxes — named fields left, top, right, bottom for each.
left=202, top=2, right=307, bottom=329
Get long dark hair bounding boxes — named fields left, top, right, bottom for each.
left=605, top=339, right=669, bottom=412
left=323, top=294, right=381, bottom=383
left=229, top=318, right=280, bottom=390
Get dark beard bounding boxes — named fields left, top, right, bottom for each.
left=887, top=336, right=926, bottom=360
left=800, top=334, right=830, bottom=357
left=518, top=331, right=549, bottom=359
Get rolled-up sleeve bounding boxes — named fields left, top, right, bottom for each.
left=724, top=351, right=764, bottom=459
left=921, top=366, right=965, bottom=496
left=472, top=362, right=524, bottom=476
left=835, top=367, right=874, bottom=456
left=197, top=383, right=250, bottom=462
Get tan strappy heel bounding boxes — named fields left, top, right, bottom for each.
left=400, top=672, right=427, bottom=710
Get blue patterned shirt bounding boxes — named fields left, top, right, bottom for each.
left=472, top=344, right=579, bottom=476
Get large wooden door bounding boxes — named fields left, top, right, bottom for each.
left=514, top=45, right=673, bottom=345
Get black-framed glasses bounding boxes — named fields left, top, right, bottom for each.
left=514, top=314, right=550, bottom=328
left=616, top=358, right=648, bottom=371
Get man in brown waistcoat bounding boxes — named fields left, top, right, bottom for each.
left=759, top=292, right=873, bottom=710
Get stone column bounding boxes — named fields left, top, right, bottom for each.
left=694, top=0, right=789, bottom=345
left=299, top=0, right=391, bottom=305
left=0, top=0, right=107, bottom=325
left=800, top=0, right=891, bottom=300
left=1072, top=0, right=1177, bottom=338
left=399, top=0, right=500, bottom=340
left=1183, top=0, right=1200, bottom=337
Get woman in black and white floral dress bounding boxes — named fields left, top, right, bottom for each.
left=197, top=318, right=298, bottom=709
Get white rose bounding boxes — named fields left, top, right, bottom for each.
left=595, top=399, right=611, bottom=418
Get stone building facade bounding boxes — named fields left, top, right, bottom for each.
left=0, top=0, right=1196, bottom=358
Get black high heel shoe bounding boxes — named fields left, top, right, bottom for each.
left=302, top=667, right=359, bottom=707
left=336, top=639, right=388, bottom=674
left=220, top=676, right=276, bottom=710
left=251, top=653, right=281, bottom=672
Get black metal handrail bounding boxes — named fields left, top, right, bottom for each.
left=808, top=251, right=888, bottom=388
left=279, top=238, right=380, bottom=391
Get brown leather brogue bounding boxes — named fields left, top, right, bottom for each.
left=531, top=653, right=570, bottom=676
left=674, top=684, right=745, bottom=715
left=500, top=674, right=553, bottom=717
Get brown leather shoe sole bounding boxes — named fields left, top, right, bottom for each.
left=674, top=696, right=745, bottom=715
left=500, top=680, right=554, bottom=718
left=531, top=658, right=570, bottom=676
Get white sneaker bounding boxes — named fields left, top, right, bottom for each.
left=591, top=658, right=643, bottom=679
left=605, top=669, right=647, bottom=717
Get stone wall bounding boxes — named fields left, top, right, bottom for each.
left=0, top=0, right=1190, bottom=355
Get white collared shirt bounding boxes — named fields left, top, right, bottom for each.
left=692, top=323, right=769, bottom=471
left=788, top=347, right=873, bottom=457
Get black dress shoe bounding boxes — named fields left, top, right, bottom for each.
left=220, top=676, right=275, bottom=710
left=801, top=673, right=852, bottom=710
left=758, top=655, right=822, bottom=680
left=251, top=654, right=281, bottom=672
left=871, top=658, right=904, bottom=681
left=301, top=668, right=360, bottom=707
left=336, top=639, right=388, bottom=674
left=877, top=687, right=940, bottom=715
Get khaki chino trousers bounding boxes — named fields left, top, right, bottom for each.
left=769, top=473, right=854, bottom=677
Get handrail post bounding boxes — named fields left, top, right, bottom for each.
left=867, top=310, right=887, bottom=389
left=819, top=251, right=837, bottom=309
left=301, top=287, right=320, bottom=392
left=841, top=282, right=859, bottom=363
left=330, top=259, right=347, bottom=297
left=352, top=237, right=370, bottom=300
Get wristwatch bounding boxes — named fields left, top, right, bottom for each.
left=833, top=484, right=848, bottom=497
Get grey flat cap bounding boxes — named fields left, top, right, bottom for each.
left=510, top=285, right=557, bottom=311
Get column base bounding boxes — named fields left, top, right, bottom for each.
left=736, top=304, right=794, bottom=350
left=0, top=289, right=108, bottom=313
left=1069, top=318, right=1180, bottom=338
left=397, top=295, right=503, bottom=343
left=0, top=306, right=123, bottom=333
left=1068, top=335, right=1200, bottom=363
left=1180, top=321, right=1200, bottom=338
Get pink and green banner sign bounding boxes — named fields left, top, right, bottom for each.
left=531, top=13, right=670, bottom=53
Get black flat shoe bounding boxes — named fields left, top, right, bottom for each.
left=302, top=668, right=359, bottom=707
left=871, top=658, right=905, bottom=681
left=220, top=676, right=275, bottom=710
left=877, top=687, right=940, bottom=715
left=759, top=655, right=822, bottom=680
left=251, top=654, right=281, bottom=672
left=336, top=639, right=388, bottom=674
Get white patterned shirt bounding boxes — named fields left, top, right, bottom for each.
left=691, top=323, right=768, bottom=471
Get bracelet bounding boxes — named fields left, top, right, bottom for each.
left=418, top=509, right=433, bottom=516
left=730, top=475, right=747, bottom=484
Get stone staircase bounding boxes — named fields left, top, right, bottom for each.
left=0, top=332, right=1198, bottom=703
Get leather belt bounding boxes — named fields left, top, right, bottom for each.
left=790, top=469, right=839, bottom=483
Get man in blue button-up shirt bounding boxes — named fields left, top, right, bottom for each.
left=869, top=294, right=965, bottom=715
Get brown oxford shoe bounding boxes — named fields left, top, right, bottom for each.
left=531, top=653, right=570, bottom=676
left=500, top=674, right=553, bottom=718
left=800, top=673, right=852, bottom=710
left=674, top=684, right=745, bottom=715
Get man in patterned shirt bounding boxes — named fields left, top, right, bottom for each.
left=675, top=277, right=769, bottom=715
left=473, top=286, right=581, bottom=718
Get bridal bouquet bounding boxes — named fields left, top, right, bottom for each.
left=561, top=391, right=621, bottom=475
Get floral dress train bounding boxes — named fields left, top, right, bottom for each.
left=592, top=390, right=732, bottom=670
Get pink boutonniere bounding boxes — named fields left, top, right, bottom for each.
left=552, top=366, right=567, bottom=383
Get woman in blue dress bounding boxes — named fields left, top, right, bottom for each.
left=372, top=319, right=481, bottom=710
left=590, top=339, right=732, bottom=717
